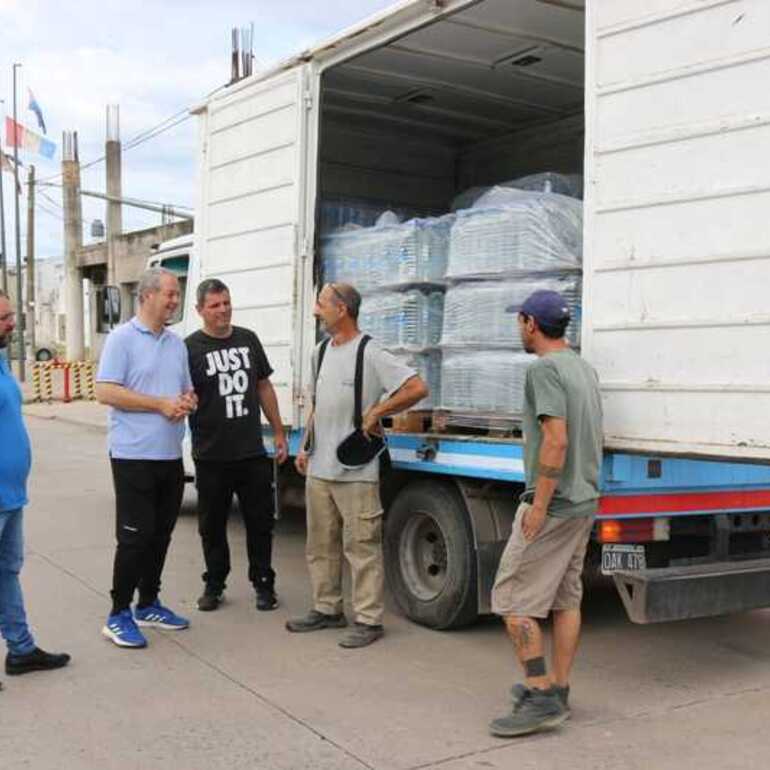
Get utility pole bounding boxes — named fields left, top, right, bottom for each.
left=0, top=99, right=8, bottom=294
left=12, top=62, right=24, bottom=380
left=26, top=164, right=35, bottom=356
left=105, top=105, right=127, bottom=320
left=62, top=131, right=84, bottom=361
left=0, top=147, right=7, bottom=294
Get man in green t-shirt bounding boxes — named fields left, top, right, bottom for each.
left=489, top=290, right=603, bottom=739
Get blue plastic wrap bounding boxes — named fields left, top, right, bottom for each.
left=360, top=290, right=444, bottom=350
left=321, top=214, right=454, bottom=292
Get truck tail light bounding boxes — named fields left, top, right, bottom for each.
left=598, top=517, right=670, bottom=543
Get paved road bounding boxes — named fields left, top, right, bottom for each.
left=2, top=417, right=770, bottom=769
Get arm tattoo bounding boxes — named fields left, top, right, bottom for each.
left=538, top=463, right=563, bottom=480
left=524, top=656, right=547, bottom=678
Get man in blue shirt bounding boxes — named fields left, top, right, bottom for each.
left=0, top=290, right=70, bottom=689
left=96, top=268, right=197, bottom=649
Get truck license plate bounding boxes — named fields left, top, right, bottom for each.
left=601, top=544, right=646, bottom=575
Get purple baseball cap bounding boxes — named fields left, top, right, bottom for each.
left=506, top=289, right=570, bottom=326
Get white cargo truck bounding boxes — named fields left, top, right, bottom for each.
left=179, top=0, right=770, bottom=628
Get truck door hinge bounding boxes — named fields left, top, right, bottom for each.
left=304, top=91, right=313, bottom=110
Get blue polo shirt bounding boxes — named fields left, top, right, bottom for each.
left=96, top=317, right=192, bottom=460
left=0, top=354, right=31, bottom=512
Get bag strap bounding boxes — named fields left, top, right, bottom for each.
left=312, top=337, right=331, bottom=409
left=354, top=334, right=372, bottom=430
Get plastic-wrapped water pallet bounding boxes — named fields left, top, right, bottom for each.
left=440, top=350, right=536, bottom=417
left=391, top=350, right=441, bottom=410
left=446, top=188, right=582, bottom=280
left=321, top=214, right=454, bottom=292
left=320, top=199, right=420, bottom=234
left=360, top=290, right=444, bottom=350
left=450, top=172, right=584, bottom=211
left=441, top=274, right=582, bottom=349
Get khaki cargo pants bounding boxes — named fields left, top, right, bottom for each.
left=305, top=476, right=384, bottom=626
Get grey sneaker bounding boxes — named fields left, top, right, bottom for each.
left=511, top=683, right=570, bottom=717
left=490, top=687, right=567, bottom=738
left=197, top=591, right=222, bottom=612
left=338, top=623, right=384, bottom=649
left=285, top=610, right=348, bottom=633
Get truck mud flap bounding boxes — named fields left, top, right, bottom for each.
left=613, top=558, right=770, bottom=624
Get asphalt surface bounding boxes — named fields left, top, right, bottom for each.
left=2, top=414, right=770, bottom=769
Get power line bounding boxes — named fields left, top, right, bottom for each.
left=39, top=190, right=63, bottom=210
left=36, top=106, right=197, bottom=184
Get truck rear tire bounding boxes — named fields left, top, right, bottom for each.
left=384, top=480, right=478, bottom=629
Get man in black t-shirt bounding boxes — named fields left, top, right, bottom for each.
left=186, top=279, right=288, bottom=613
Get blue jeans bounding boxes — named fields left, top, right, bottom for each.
left=0, top=508, right=35, bottom=656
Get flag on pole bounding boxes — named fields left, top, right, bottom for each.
left=5, top=116, right=56, bottom=159
left=27, top=89, right=47, bottom=134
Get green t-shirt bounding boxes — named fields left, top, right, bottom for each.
left=521, top=349, right=603, bottom=517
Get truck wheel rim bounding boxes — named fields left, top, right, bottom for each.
left=399, top=512, right=449, bottom=601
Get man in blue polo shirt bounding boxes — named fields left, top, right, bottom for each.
left=96, top=268, right=197, bottom=649
left=0, top=290, right=70, bottom=688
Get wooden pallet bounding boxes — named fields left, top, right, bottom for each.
left=388, top=410, right=434, bottom=433
left=430, top=409, right=522, bottom=438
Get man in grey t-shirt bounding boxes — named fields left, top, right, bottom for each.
left=488, top=290, right=602, bottom=738
left=287, top=283, right=428, bottom=648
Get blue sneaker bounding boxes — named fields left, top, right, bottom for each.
left=102, top=609, right=148, bottom=648
left=134, top=600, right=190, bottom=630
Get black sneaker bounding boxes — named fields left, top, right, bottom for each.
left=489, top=687, right=567, bottom=738
left=6, top=647, right=71, bottom=676
left=338, top=623, right=384, bottom=649
left=256, top=588, right=278, bottom=611
left=285, top=610, right=348, bottom=633
left=511, top=683, right=570, bottom=717
left=197, top=591, right=222, bottom=612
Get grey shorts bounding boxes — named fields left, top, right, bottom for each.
left=491, top=503, right=594, bottom=619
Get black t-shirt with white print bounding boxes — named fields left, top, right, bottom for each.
left=186, top=326, right=273, bottom=461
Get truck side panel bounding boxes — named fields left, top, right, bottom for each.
left=195, top=68, right=315, bottom=426
left=583, top=0, right=770, bottom=460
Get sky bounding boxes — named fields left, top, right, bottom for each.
left=0, top=0, right=396, bottom=261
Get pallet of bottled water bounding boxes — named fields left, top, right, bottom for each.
left=439, top=350, right=536, bottom=417
left=321, top=213, right=454, bottom=293
left=450, top=172, right=583, bottom=211
left=390, top=350, right=441, bottom=410
left=360, top=290, right=444, bottom=350
left=441, top=274, right=582, bottom=349
left=446, top=187, right=582, bottom=281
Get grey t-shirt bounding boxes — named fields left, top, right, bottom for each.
left=521, top=349, right=603, bottom=517
left=308, top=333, right=417, bottom=482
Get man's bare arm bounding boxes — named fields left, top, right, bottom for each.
left=256, top=379, right=285, bottom=437
left=365, top=376, right=428, bottom=421
left=294, top=403, right=315, bottom=475
left=95, top=382, right=186, bottom=421
left=532, top=416, right=568, bottom=511
left=256, top=378, right=288, bottom=463
left=521, top=416, right=568, bottom=540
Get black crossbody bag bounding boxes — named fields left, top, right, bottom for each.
left=308, top=335, right=389, bottom=470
